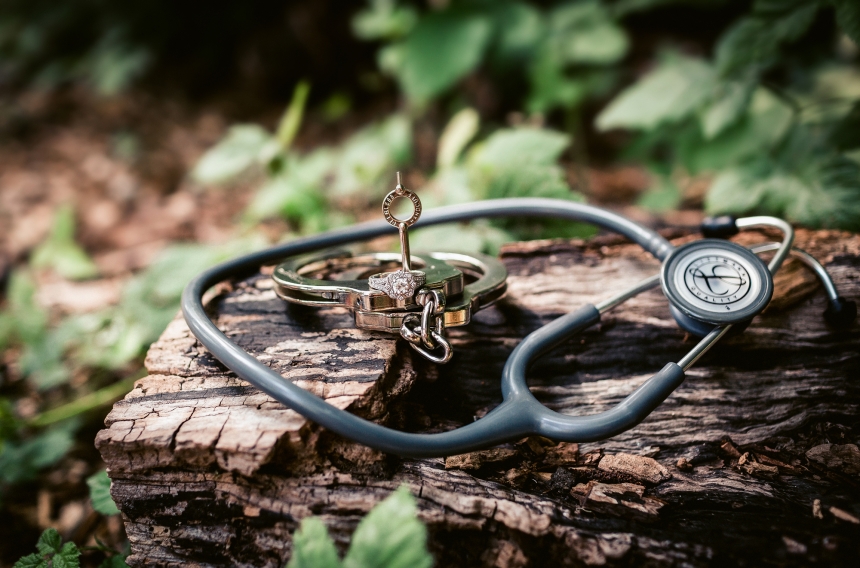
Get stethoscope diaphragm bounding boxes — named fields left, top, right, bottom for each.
left=661, top=239, right=774, bottom=333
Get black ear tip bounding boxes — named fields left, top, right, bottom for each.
left=701, top=215, right=739, bottom=239
left=824, top=297, right=857, bottom=329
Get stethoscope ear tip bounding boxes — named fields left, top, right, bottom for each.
left=824, top=297, right=857, bottom=329
left=700, top=215, right=739, bottom=239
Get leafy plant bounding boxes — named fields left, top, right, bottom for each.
left=595, top=0, right=860, bottom=227
left=13, top=528, right=129, bottom=568
left=0, top=228, right=265, bottom=502
left=14, top=529, right=81, bottom=568
left=361, top=0, right=627, bottom=113
left=287, top=486, right=432, bottom=568
left=193, top=81, right=411, bottom=232
left=0, top=422, right=78, bottom=487
left=71, top=237, right=265, bottom=371
left=0, top=270, right=72, bottom=389
left=407, top=108, right=595, bottom=252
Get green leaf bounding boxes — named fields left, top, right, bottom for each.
left=53, top=541, right=81, bottom=568
left=252, top=175, right=328, bottom=225
left=637, top=175, right=682, bottom=211
left=353, top=0, right=417, bottom=40
left=74, top=237, right=265, bottom=370
left=490, top=1, right=543, bottom=65
left=715, top=1, right=819, bottom=76
left=36, top=529, right=63, bottom=555
left=706, top=138, right=860, bottom=231
left=0, top=268, right=71, bottom=389
left=781, top=157, right=860, bottom=230
left=0, top=425, right=77, bottom=485
left=834, top=0, right=860, bottom=45
left=481, top=165, right=595, bottom=240
left=527, top=41, right=588, bottom=113
left=483, top=164, right=571, bottom=200
left=0, top=399, right=18, bottom=449
left=549, top=1, right=629, bottom=65
left=3, top=270, right=48, bottom=344
left=246, top=149, right=333, bottom=221
left=87, top=470, right=120, bottom=516
left=596, top=54, right=715, bottom=131
left=525, top=1, right=626, bottom=113
left=437, top=108, right=480, bottom=169
left=700, top=78, right=755, bottom=139
left=191, top=124, right=272, bottom=185
left=686, top=88, right=794, bottom=172
left=13, top=553, right=47, bottom=568
left=423, top=167, right=478, bottom=207
left=30, top=205, right=98, bottom=280
left=381, top=8, right=493, bottom=105
left=471, top=128, right=570, bottom=169
left=276, top=81, right=311, bottom=150
left=287, top=517, right=342, bottom=568
left=343, top=486, right=432, bottom=568
left=464, top=127, right=593, bottom=241
left=411, top=221, right=513, bottom=256
left=320, top=93, right=352, bottom=123
left=332, top=114, right=412, bottom=195
left=19, top=332, right=71, bottom=390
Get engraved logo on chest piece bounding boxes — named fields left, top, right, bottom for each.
left=683, top=255, right=751, bottom=305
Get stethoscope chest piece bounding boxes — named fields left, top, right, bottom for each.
left=661, top=239, right=774, bottom=335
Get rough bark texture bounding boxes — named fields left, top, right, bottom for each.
left=96, top=229, right=860, bottom=567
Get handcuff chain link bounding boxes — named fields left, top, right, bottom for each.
left=400, top=289, right=453, bottom=363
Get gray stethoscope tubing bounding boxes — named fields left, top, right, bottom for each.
left=182, top=199, right=797, bottom=457
left=749, top=242, right=840, bottom=301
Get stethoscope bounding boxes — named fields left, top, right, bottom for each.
left=181, top=198, right=855, bottom=457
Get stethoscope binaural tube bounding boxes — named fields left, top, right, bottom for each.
left=181, top=199, right=834, bottom=457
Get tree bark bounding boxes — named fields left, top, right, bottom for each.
left=96, top=229, right=860, bottom=567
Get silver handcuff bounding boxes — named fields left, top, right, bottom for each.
left=272, top=174, right=508, bottom=363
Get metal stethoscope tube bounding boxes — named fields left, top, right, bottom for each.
left=181, top=199, right=826, bottom=457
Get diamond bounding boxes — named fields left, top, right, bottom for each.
left=368, top=270, right=426, bottom=300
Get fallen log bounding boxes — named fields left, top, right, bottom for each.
left=96, top=228, right=860, bottom=567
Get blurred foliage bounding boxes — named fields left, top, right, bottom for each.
left=0, top=0, right=364, bottom=97
left=349, top=0, right=860, bottom=228
left=195, top=79, right=594, bottom=253
left=30, top=206, right=99, bottom=281
left=593, top=1, right=860, bottom=227
left=287, top=486, right=432, bottom=568
left=3, top=0, right=860, bottom=563
left=0, top=422, right=78, bottom=488
left=362, top=0, right=627, bottom=112
left=412, top=111, right=597, bottom=249
left=0, top=205, right=265, bottom=504
left=193, top=81, right=412, bottom=232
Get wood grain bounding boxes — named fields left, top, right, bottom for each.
left=96, top=229, right=860, bottom=567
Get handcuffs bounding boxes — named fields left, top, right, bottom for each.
left=182, top=176, right=856, bottom=457
left=271, top=174, right=507, bottom=363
